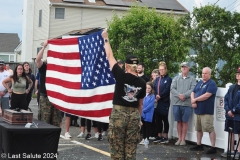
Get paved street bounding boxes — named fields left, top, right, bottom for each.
left=29, top=98, right=228, bottom=160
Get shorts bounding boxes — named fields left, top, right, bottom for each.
left=61, top=111, right=71, bottom=118
left=173, top=105, right=192, bottom=122
left=194, top=114, right=214, bottom=132
left=224, top=119, right=240, bottom=134
left=0, top=97, right=9, bottom=111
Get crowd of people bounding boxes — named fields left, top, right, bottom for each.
left=102, top=29, right=240, bottom=159
left=0, top=29, right=239, bottom=160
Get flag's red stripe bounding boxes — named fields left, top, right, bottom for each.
left=47, top=90, right=114, bottom=104
left=46, top=77, right=80, bottom=89
left=47, top=64, right=82, bottom=74
left=48, top=38, right=78, bottom=45
left=48, top=51, right=80, bottom=60
left=52, top=103, right=112, bottom=117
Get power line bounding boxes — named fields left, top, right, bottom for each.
left=214, top=0, right=220, bottom=5
left=226, top=0, right=237, bottom=9
left=230, top=2, right=240, bottom=11
left=228, top=1, right=240, bottom=11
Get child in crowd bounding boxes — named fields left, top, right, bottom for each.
left=139, top=82, right=155, bottom=147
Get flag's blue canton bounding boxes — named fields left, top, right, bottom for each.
left=79, top=31, right=115, bottom=89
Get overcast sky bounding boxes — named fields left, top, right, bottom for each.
left=0, top=0, right=239, bottom=41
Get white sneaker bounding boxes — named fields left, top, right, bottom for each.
left=139, top=139, right=145, bottom=145
left=102, top=131, right=107, bottom=136
left=95, top=132, right=99, bottom=138
left=149, top=137, right=155, bottom=140
left=77, top=132, right=85, bottom=138
left=65, top=132, right=72, bottom=138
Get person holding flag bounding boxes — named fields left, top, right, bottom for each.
left=101, top=29, right=146, bottom=160
left=35, top=40, right=62, bottom=127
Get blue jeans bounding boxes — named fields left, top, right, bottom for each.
left=0, top=97, right=9, bottom=112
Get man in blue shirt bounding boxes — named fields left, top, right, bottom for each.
left=190, top=67, right=218, bottom=154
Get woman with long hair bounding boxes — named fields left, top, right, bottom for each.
left=23, top=62, right=35, bottom=108
left=2, top=64, right=33, bottom=110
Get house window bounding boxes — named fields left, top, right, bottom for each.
left=0, top=55, right=15, bottom=62
left=0, top=55, right=9, bottom=62
left=55, top=8, right=65, bottom=19
left=39, top=10, right=42, bottom=27
left=37, top=47, right=42, bottom=54
left=9, top=55, right=15, bottom=62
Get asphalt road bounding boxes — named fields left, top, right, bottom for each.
left=29, top=98, right=227, bottom=160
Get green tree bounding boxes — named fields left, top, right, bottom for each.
left=107, top=5, right=189, bottom=77
left=180, top=5, right=240, bottom=86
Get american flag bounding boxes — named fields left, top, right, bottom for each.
left=46, top=31, right=115, bottom=123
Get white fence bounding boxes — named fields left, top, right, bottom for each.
left=168, top=83, right=234, bottom=151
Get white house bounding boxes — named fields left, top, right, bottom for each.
left=21, top=0, right=188, bottom=62
left=0, top=33, right=20, bottom=62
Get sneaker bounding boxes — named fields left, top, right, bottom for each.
left=190, top=145, right=204, bottom=151
left=139, top=139, right=145, bottom=145
left=65, top=132, right=72, bottom=138
left=98, top=134, right=103, bottom=141
left=149, top=137, right=155, bottom=140
left=102, top=131, right=107, bottom=136
left=95, top=132, right=99, bottom=138
left=160, top=137, right=169, bottom=144
left=221, top=151, right=234, bottom=157
left=175, top=139, right=181, bottom=145
left=233, top=152, right=240, bottom=159
left=77, top=132, right=85, bottom=138
left=180, top=140, right=186, bottom=146
left=85, top=134, right=92, bottom=140
left=206, top=147, right=217, bottom=154
left=153, top=136, right=163, bottom=143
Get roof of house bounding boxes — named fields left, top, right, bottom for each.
left=50, top=0, right=188, bottom=12
left=0, top=33, right=20, bottom=52
left=54, top=27, right=104, bottom=39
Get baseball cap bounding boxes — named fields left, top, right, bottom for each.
left=0, top=59, right=5, bottom=65
left=125, top=54, right=139, bottom=65
left=236, top=67, right=240, bottom=73
left=180, top=62, right=189, bottom=68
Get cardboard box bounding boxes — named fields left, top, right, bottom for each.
left=3, top=109, right=33, bottom=124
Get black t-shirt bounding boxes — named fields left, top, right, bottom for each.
left=139, top=74, right=149, bottom=82
left=39, top=62, right=47, bottom=94
left=112, top=63, right=146, bottom=108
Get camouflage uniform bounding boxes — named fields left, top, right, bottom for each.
left=108, top=105, right=141, bottom=160
left=38, top=95, right=62, bottom=127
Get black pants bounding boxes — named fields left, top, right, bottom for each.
left=71, top=115, right=78, bottom=121
left=142, top=121, right=152, bottom=139
left=102, top=123, right=109, bottom=131
left=150, top=111, right=158, bottom=137
left=80, top=118, right=97, bottom=133
left=97, top=122, right=109, bottom=133
left=97, top=121, right=102, bottom=133
left=155, top=112, right=169, bottom=134
left=11, top=92, right=27, bottom=110
left=26, top=92, right=32, bottom=108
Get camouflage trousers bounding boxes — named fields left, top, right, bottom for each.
left=108, top=105, right=141, bottom=160
left=38, top=95, right=62, bottom=127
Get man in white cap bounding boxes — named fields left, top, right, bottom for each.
left=171, top=62, right=196, bottom=145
